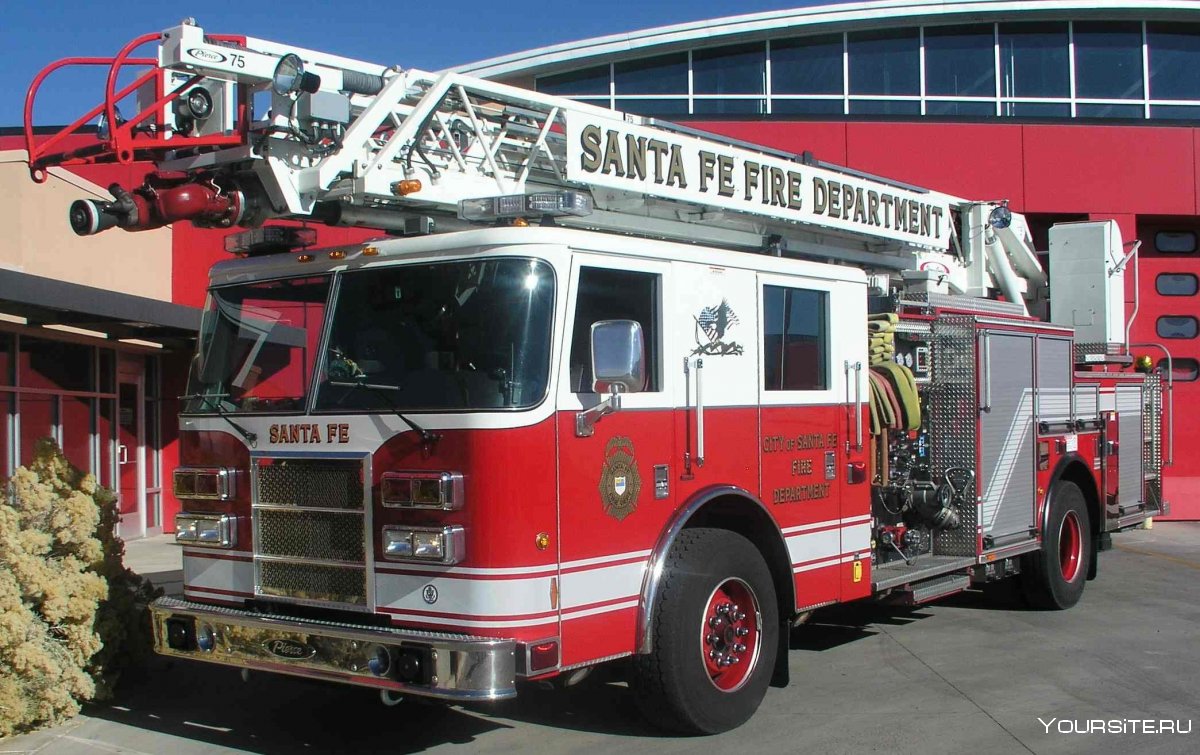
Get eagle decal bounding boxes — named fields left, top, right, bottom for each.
left=692, top=299, right=744, bottom=356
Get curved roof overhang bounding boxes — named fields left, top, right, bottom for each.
left=456, top=0, right=1200, bottom=80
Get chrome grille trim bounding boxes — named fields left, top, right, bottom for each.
left=251, top=454, right=373, bottom=612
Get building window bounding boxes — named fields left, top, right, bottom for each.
left=1074, top=21, right=1145, bottom=100
left=536, top=65, right=610, bottom=97
left=693, top=43, right=766, bottom=95
left=616, top=99, right=690, bottom=117
left=763, top=285, right=829, bottom=391
left=924, top=24, right=996, bottom=97
left=849, top=28, right=920, bottom=96
left=615, top=53, right=687, bottom=96
left=569, top=267, right=660, bottom=393
left=1000, top=22, right=1070, bottom=100
left=772, top=33, right=844, bottom=96
left=1148, top=23, right=1200, bottom=100
left=1161, top=357, right=1199, bottom=382
left=1156, top=273, right=1199, bottom=296
left=1155, top=231, right=1198, bottom=253
left=1157, top=316, right=1199, bottom=339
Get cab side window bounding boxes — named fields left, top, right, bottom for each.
left=569, top=267, right=660, bottom=392
left=763, top=285, right=829, bottom=391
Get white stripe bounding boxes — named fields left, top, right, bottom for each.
left=560, top=560, right=647, bottom=610
left=376, top=572, right=552, bottom=618
left=562, top=599, right=639, bottom=621
left=562, top=549, right=653, bottom=570
left=375, top=548, right=652, bottom=577
left=184, top=553, right=254, bottom=594
left=785, top=527, right=841, bottom=565
left=793, top=556, right=841, bottom=573
left=781, top=513, right=872, bottom=535
left=842, top=522, right=871, bottom=553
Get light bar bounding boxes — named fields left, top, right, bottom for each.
left=382, top=525, right=465, bottom=565
left=173, top=467, right=237, bottom=501
left=458, top=191, right=593, bottom=222
left=380, top=471, right=464, bottom=510
left=176, top=513, right=237, bottom=548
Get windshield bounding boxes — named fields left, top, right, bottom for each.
left=315, top=258, right=554, bottom=412
left=185, top=276, right=332, bottom=414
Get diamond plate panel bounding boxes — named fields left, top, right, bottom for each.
left=257, top=460, right=363, bottom=509
left=258, top=509, right=365, bottom=563
left=258, top=561, right=367, bottom=606
left=929, top=316, right=979, bottom=557
left=1144, top=375, right=1163, bottom=512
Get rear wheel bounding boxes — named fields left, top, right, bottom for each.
left=1022, top=481, right=1091, bottom=609
left=633, top=528, right=779, bottom=734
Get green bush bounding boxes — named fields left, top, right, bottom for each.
left=0, top=439, right=161, bottom=738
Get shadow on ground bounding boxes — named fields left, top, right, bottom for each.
left=83, top=590, right=1035, bottom=752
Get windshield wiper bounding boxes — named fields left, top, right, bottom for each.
left=329, top=380, right=440, bottom=446
left=180, top=392, right=259, bottom=447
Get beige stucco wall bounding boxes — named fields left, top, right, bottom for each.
left=0, top=150, right=172, bottom=302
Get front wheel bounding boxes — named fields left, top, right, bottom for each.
left=1021, top=481, right=1091, bottom=609
left=632, top=528, right=779, bottom=734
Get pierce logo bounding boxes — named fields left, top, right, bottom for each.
left=186, top=47, right=227, bottom=64
left=263, top=638, right=315, bottom=660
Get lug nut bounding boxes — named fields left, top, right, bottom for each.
left=734, top=643, right=747, bottom=653
left=706, top=634, right=718, bottom=645
left=737, top=627, right=749, bottom=637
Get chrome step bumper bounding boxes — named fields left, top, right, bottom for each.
left=150, top=597, right=516, bottom=701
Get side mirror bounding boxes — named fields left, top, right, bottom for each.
left=576, top=319, right=645, bottom=437
left=590, top=319, right=645, bottom=394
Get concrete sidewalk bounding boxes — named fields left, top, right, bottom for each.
left=123, top=534, right=183, bottom=597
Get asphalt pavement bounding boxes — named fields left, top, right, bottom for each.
left=3, top=523, right=1197, bottom=754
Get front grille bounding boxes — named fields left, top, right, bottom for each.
left=258, top=460, right=363, bottom=509
left=258, top=561, right=368, bottom=606
left=259, top=509, right=365, bottom=562
left=253, top=457, right=369, bottom=610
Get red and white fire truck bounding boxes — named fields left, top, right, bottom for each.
left=26, top=21, right=1169, bottom=734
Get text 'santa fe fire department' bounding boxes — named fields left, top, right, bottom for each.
left=24, top=21, right=1171, bottom=734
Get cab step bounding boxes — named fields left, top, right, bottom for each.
left=894, top=573, right=971, bottom=606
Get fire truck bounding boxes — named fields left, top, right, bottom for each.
left=25, top=21, right=1169, bottom=734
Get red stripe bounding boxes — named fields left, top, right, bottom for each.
left=559, top=555, right=647, bottom=576
left=185, top=585, right=253, bottom=598
left=561, top=594, right=639, bottom=614
left=790, top=554, right=842, bottom=569
left=374, top=566, right=554, bottom=580
left=376, top=606, right=560, bottom=622
left=183, top=550, right=253, bottom=562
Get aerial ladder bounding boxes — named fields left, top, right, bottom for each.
left=25, top=19, right=1046, bottom=315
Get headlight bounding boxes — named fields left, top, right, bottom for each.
left=176, top=513, right=237, bottom=548
left=380, top=471, right=464, bottom=510
left=174, top=467, right=237, bottom=501
left=382, top=525, right=464, bottom=565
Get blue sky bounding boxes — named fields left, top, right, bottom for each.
left=3, top=0, right=827, bottom=127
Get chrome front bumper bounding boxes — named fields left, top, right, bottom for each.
left=150, top=597, right=516, bottom=701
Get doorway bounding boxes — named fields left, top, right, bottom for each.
left=117, top=356, right=146, bottom=539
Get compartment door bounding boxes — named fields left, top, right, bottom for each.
left=979, top=331, right=1036, bottom=543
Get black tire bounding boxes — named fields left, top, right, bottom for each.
left=632, top=528, right=779, bottom=734
left=1021, top=481, right=1091, bottom=610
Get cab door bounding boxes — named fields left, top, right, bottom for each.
left=555, top=254, right=674, bottom=669
left=757, top=272, right=869, bottom=609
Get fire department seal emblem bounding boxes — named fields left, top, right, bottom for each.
left=599, top=436, right=642, bottom=521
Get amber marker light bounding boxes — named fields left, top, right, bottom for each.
left=535, top=532, right=550, bottom=550
left=328, top=250, right=346, bottom=260
left=362, top=246, right=379, bottom=256
left=297, top=254, right=314, bottom=263
left=392, top=179, right=422, bottom=196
